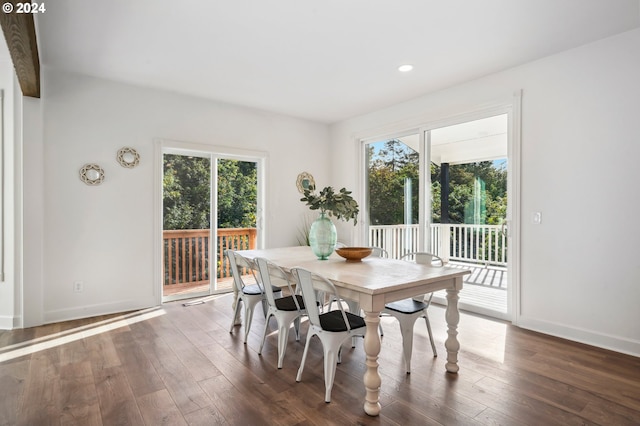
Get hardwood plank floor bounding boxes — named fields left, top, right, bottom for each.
left=1, top=294, right=639, bottom=425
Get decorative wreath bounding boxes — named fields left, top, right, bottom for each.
left=116, top=147, right=140, bottom=168
left=80, top=164, right=105, bottom=185
left=296, top=172, right=315, bottom=193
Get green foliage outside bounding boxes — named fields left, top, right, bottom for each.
left=216, top=159, right=257, bottom=228
left=163, top=155, right=211, bottom=230
left=163, top=155, right=257, bottom=230
left=163, top=141, right=507, bottom=230
left=431, top=160, right=507, bottom=225
left=368, top=139, right=507, bottom=225
left=367, top=141, right=419, bottom=225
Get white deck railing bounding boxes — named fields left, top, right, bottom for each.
left=369, top=223, right=507, bottom=266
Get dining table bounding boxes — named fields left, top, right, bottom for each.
left=237, top=245, right=470, bottom=417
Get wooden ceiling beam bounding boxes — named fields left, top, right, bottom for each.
left=0, top=6, right=40, bottom=98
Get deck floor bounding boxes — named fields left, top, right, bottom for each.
left=163, top=277, right=235, bottom=297
left=433, top=262, right=508, bottom=318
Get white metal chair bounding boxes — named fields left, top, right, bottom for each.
left=382, top=252, right=443, bottom=373
left=292, top=267, right=366, bottom=403
left=255, top=257, right=306, bottom=369
left=227, top=250, right=281, bottom=344
left=369, top=246, right=388, bottom=258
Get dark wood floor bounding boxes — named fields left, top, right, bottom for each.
left=1, top=294, right=639, bottom=425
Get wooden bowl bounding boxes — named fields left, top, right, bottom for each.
left=335, top=247, right=373, bottom=262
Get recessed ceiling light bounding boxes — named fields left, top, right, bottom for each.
left=398, top=64, right=413, bottom=72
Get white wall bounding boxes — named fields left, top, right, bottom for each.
left=15, top=68, right=329, bottom=325
left=0, top=58, right=17, bottom=329
left=330, top=29, right=640, bottom=356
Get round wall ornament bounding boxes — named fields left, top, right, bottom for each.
left=116, top=147, right=140, bottom=168
left=296, top=172, right=315, bottom=193
left=80, top=164, right=105, bottom=185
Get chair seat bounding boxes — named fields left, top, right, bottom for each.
left=274, top=295, right=305, bottom=311
left=319, top=310, right=366, bottom=332
left=384, top=298, right=427, bottom=314
left=242, top=284, right=281, bottom=295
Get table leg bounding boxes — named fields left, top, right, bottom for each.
left=445, top=286, right=461, bottom=373
left=363, top=310, right=382, bottom=416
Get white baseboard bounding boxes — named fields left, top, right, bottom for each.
left=0, top=315, right=18, bottom=330
left=43, top=298, right=159, bottom=325
left=432, top=296, right=640, bottom=358
left=517, top=315, right=640, bottom=358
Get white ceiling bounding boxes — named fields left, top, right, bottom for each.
left=35, top=0, right=640, bottom=124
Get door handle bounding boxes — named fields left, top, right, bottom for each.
left=501, top=220, right=509, bottom=237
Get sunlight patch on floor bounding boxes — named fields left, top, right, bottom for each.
left=0, top=307, right=166, bottom=363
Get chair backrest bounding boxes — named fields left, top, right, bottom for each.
left=401, top=252, right=442, bottom=305
left=292, top=268, right=352, bottom=332
left=255, top=257, right=300, bottom=309
left=226, top=250, right=255, bottom=293
left=400, top=252, right=444, bottom=266
left=370, top=247, right=389, bottom=258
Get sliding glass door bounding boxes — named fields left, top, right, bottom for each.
left=161, top=148, right=262, bottom=302
left=362, top=112, right=513, bottom=320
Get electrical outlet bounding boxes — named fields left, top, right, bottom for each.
left=74, top=281, right=84, bottom=292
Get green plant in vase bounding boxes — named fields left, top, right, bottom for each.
left=300, top=185, right=359, bottom=259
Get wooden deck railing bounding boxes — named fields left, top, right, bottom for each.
left=369, top=223, right=507, bottom=266
left=163, top=228, right=257, bottom=287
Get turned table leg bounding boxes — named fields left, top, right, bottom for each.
left=363, top=310, right=382, bottom=416
left=445, top=281, right=462, bottom=373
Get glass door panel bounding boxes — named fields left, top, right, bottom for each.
left=215, top=158, right=259, bottom=292
left=428, top=114, right=509, bottom=318
left=366, top=135, right=420, bottom=258
left=162, top=154, right=212, bottom=299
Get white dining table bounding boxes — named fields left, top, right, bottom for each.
left=238, top=246, right=470, bottom=417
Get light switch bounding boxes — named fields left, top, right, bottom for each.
left=532, top=212, right=542, bottom=225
